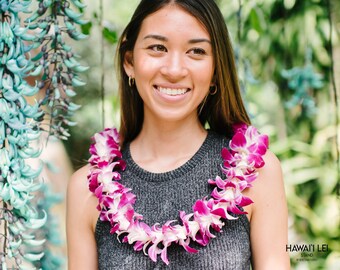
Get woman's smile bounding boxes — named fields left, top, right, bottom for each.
left=153, top=84, right=192, bottom=103
left=155, top=86, right=190, bottom=96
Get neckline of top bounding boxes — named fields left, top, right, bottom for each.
left=122, top=131, right=220, bottom=182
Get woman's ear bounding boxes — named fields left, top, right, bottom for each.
left=210, top=70, right=217, bottom=86
left=123, top=51, right=134, bottom=77
left=210, top=76, right=216, bottom=87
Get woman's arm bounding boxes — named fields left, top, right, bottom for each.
left=66, top=166, right=99, bottom=270
left=248, top=151, right=290, bottom=269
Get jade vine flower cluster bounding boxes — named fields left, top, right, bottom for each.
left=88, top=123, right=269, bottom=265
left=25, top=0, right=88, bottom=140
left=1, top=0, right=87, bottom=268
left=281, top=49, right=324, bottom=117
left=1, top=0, right=46, bottom=268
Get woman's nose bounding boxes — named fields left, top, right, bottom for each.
left=160, top=52, right=188, bottom=80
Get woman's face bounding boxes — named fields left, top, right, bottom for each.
left=124, top=4, right=214, bottom=123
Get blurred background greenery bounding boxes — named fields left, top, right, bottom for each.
left=61, top=0, right=339, bottom=269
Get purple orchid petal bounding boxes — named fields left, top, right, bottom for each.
left=148, top=244, right=161, bottom=262
left=195, top=232, right=210, bottom=246
left=215, top=176, right=227, bottom=189
left=193, top=200, right=209, bottom=215
left=229, top=132, right=246, bottom=149
left=179, top=238, right=198, bottom=253
left=211, top=208, right=227, bottom=219
left=228, top=204, right=247, bottom=215
left=232, top=122, right=248, bottom=133
left=110, top=223, right=120, bottom=234
left=160, top=245, right=170, bottom=265
left=247, top=153, right=265, bottom=168
left=133, top=241, right=144, bottom=251
left=237, top=195, right=253, bottom=207
left=221, top=147, right=233, bottom=161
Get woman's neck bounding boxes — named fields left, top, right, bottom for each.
left=129, top=115, right=207, bottom=173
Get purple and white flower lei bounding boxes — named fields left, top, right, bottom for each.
left=87, top=123, right=269, bottom=265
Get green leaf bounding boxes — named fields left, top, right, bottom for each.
left=81, top=21, right=92, bottom=35
left=249, top=7, right=264, bottom=33
left=103, top=27, right=118, bottom=44
left=286, top=167, right=322, bottom=185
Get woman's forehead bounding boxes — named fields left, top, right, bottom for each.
left=137, top=5, right=210, bottom=41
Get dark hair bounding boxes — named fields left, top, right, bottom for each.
left=116, top=0, right=250, bottom=147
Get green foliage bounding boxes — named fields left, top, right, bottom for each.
left=102, top=26, right=118, bottom=45
left=220, top=0, right=339, bottom=268
left=1, top=0, right=88, bottom=268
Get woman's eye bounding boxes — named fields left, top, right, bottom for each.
left=189, top=48, right=206, bottom=55
left=148, top=44, right=167, bottom=52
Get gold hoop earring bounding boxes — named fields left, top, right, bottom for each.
left=209, top=85, right=217, bottom=95
left=128, top=76, right=135, bottom=87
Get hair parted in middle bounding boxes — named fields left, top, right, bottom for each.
left=116, top=0, right=251, bottom=147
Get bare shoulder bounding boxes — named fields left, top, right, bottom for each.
left=244, top=150, right=285, bottom=220
left=253, top=150, right=284, bottom=202
left=258, top=150, right=283, bottom=187
left=68, top=165, right=91, bottom=195
left=67, top=165, right=99, bottom=231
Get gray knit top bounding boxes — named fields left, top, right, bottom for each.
left=95, top=131, right=251, bottom=270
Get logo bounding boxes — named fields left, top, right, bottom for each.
left=286, top=244, right=328, bottom=262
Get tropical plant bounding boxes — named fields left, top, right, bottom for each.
left=1, top=0, right=87, bottom=268
left=26, top=0, right=88, bottom=140
left=0, top=0, right=45, bottom=268
left=219, top=0, right=339, bottom=268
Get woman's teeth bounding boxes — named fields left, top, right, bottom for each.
left=158, top=87, right=188, bottom=96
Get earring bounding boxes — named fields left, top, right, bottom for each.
left=198, top=94, right=209, bottom=115
left=128, top=76, right=135, bottom=87
left=209, top=85, right=217, bottom=95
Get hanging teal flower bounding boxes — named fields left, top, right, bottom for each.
left=25, top=0, right=88, bottom=140
left=1, top=0, right=46, bottom=268
left=2, top=1, right=88, bottom=268
left=281, top=49, right=324, bottom=116
left=33, top=184, right=65, bottom=270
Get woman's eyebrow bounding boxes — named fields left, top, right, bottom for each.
left=143, top=35, right=211, bottom=44
left=143, top=34, right=168, bottom=41
left=188, top=38, right=211, bottom=44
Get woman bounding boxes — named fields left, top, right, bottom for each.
left=67, top=0, right=290, bottom=269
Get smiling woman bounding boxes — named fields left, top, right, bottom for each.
left=66, top=0, right=290, bottom=269
left=123, top=4, right=214, bottom=138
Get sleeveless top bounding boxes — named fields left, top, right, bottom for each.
left=95, top=131, right=251, bottom=269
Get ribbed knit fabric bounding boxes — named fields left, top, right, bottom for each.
left=95, top=131, right=251, bottom=270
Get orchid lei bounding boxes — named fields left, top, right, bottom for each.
left=87, top=123, right=269, bottom=265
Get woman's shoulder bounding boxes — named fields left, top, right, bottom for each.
left=67, top=165, right=99, bottom=231
left=245, top=149, right=285, bottom=220
left=68, top=165, right=91, bottom=196
left=257, top=150, right=283, bottom=192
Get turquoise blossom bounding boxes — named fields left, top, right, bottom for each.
left=1, top=0, right=45, bottom=268
left=25, top=0, right=88, bottom=140
left=2, top=0, right=86, bottom=268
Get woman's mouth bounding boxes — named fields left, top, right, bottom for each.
left=155, top=86, right=190, bottom=96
